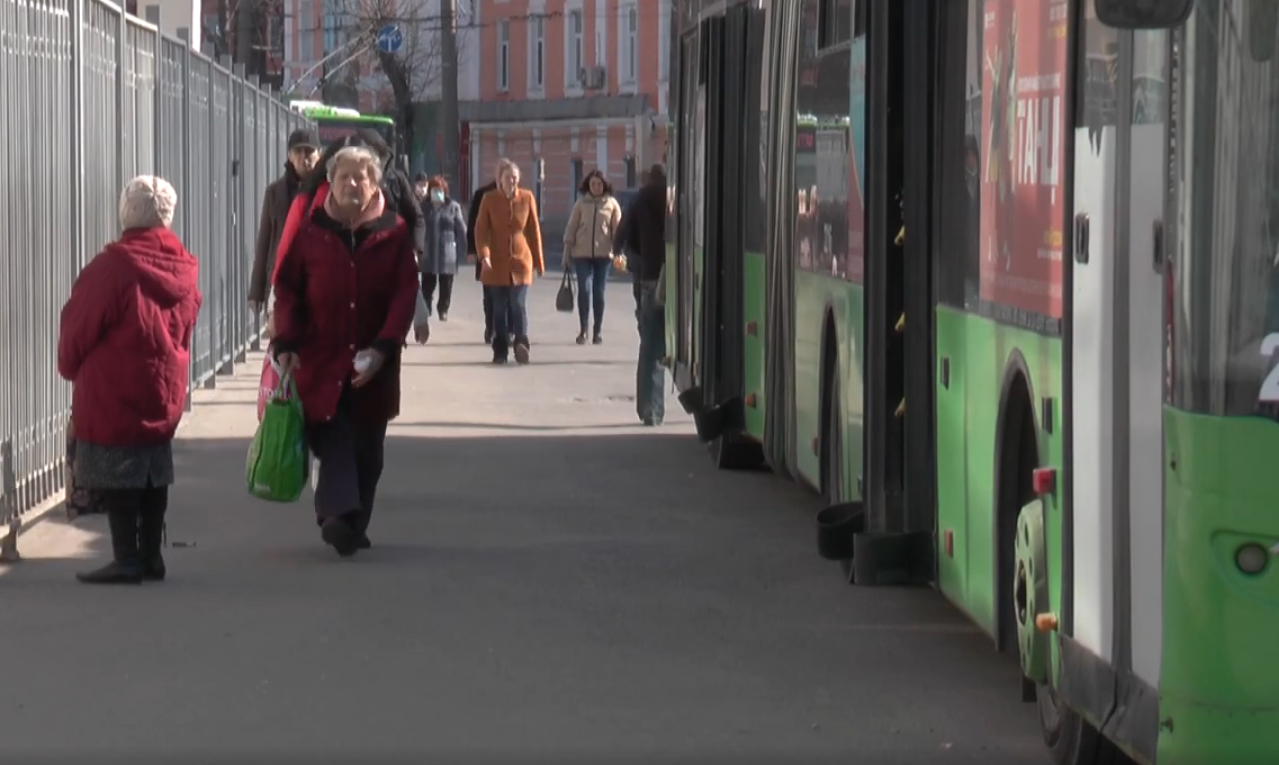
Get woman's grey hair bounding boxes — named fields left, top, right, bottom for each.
left=118, top=175, right=177, bottom=230
left=327, top=146, right=384, bottom=185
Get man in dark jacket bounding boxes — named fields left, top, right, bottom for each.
left=630, top=165, right=668, bottom=426
left=355, top=129, right=426, bottom=256
left=614, top=169, right=648, bottom=330
left=248, top=128, right=318, bottom=314
left=467, top=173, right=499, bottom=343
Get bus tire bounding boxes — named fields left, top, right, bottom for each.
left=819, top=344, right=852, bottom=581
left=1038, top=686, right=1130, bottom=765
left=708, top=433, right=766, bottom=471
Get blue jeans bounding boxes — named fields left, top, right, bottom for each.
left=572, top=257, right=612, bottom=333
left=636, top=282, right=666, bottom=424
left=490, top=285, right=529, bottom=355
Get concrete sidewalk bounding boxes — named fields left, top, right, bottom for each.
left=0, top=276, right=1040, bottom=763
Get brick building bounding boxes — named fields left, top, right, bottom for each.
left=463, top=0, right=671, bottom=233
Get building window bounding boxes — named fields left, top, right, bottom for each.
left=624, top=4, right=637, bottom=82
left=571, top=157, right=584, bottom=203
left=658, top=2, right=669, bottom=80
left=567, top=9, right=583, bottom=87
left=529, top=15, right=544, bottom=90
left=498, top=20, right=509, bottom=91
left=298, top=1, right=313, bottom=61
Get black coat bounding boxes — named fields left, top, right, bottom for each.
left=467, top=181, right=497, bottom=280
left=629, top=178, right=668, bottom=282
left=383, top=167, right=426, bottom=255
left=249, top=163, right=302, bottom=303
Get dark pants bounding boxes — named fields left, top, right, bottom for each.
left=637, top=282, right=666, bottom=424
left=572, top=257, right=612, bottom=334
left=306, top=403, right=388, bottom=534
left=490, top=285, right=529, bottom=357
left=421, top=272, right=454, bottom=315
left=100, top=483, right=168, bottom=568
left=632, top=271, right=642, bottom=332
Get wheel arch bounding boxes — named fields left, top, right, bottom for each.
left=992, top=348, right=1041, bottom=654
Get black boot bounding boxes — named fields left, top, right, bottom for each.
left=139, top=505, right=167, bottom=581
left=77, top=505, right=143, bottom=585
left=320, top=513, right=361, bottom=557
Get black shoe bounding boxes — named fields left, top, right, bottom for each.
left=492, top=353, right=508, bottom=364
left=321, top=516, right=360, bottom=557
left=592, top=332, right=603, bottom=345
left=356, top=534, right=372, bottom=550
left=76, top=561, right=144, bottom=584
left=514, top=342, right=531, bottom=365
left=576, top=331, right=587, bottom=345
left=484, top=328, right=494, bottom=344
left=438, top=310, right=448, bottom=322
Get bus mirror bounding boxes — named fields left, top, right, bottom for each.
left=1095, top=0, right=1194, bottom=29
left=1248, top=0, right=1277, bottom=62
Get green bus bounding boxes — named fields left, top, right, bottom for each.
left=287, top=100, right=397, bottom=151
left=667, top=0, right=1276, bottom=762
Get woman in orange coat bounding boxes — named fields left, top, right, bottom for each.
left=474, top=158, right=545, bottom=364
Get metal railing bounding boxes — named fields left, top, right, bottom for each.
left=0, top=0, right=311, bottom=540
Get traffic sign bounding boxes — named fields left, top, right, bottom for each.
left=376, top=24, right=403, bottom=54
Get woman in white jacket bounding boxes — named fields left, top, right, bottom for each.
left=562, top=170, right=622, bottom=344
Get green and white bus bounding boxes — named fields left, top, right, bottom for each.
left=667, top=0, right=1277, bottom=762
left=287, top=100, right=397, bottom=151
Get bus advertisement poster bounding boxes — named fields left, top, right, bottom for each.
left=979, top=0, right=1069, bottom=323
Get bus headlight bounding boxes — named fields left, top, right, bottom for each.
left=1235, top=543, right=1270, bottom=575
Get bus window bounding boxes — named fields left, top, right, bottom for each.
left=1171, top=0, right=1279, bottom=418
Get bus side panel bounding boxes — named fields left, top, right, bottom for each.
left=742, top=251, right=767, bottom=439
left=936, top=310, right=1064, bottom=641
left=1158, top=410, right=1279, bottom=764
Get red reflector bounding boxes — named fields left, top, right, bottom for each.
left=1032, top=468, right=1056, bottom=495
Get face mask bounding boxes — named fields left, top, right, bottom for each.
left=430, top=189, right=445, bottom=203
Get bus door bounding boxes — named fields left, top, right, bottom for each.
left=673, top=27, right=705, bottom=387
left=1067, top=0, right=1169, bottom=733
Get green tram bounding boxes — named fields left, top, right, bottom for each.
left=666, top=0, right=1278, bottom=762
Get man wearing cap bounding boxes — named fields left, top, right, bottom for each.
left=249, top=128, right=319, bottom=321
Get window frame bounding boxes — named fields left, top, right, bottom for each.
left=498, top=19, right=510, bottom=92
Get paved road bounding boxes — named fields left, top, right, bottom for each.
left=0, top=275, right=1041, bottom=763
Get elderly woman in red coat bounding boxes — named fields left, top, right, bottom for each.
left=271, top=144, right=419, bottom=557
left=58, top=175, right=202, bottom=584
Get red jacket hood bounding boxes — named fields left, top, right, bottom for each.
left=109, top=227, right=199, bottom=307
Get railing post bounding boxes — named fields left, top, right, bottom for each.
left=116, top=4, right=127, bottom=193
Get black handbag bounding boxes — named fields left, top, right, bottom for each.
left=555, top=271, right=575, bottom=312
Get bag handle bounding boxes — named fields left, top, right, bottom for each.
left=560, top=270, right=573, bottom=290
left=274, top=369, right=298, bottom=400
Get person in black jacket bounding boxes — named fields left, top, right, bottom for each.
left=630, top=165, right=668, bottom=426
left=613, top=169, right=648, bottom=332
left=355, top=129, right=426, bottom=255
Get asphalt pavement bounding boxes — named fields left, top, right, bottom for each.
left=0, top=274, right=1041, bottom=764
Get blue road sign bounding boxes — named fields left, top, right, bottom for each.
left=376, top=24, right=403, bottom=54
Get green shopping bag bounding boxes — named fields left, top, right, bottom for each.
left=245, top=372, right=309, bottom=502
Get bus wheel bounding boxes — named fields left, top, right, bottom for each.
left=1038, top=685, right=1131, bottom=765
left=820, top=368, right=852, bottom=581
left=708, top=433, right=766, bottom=471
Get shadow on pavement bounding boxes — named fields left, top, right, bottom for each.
left=0, top=428, right=1041, bottom=762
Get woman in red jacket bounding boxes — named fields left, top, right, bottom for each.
left=272, top=145, right=419, bottom=557
left=57, top=176, right=202, bottom=584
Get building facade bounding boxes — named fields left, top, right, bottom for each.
left=465, top=0, right=671, bottom=232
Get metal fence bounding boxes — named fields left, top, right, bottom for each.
left=0, top=0, right=310, bottom=537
